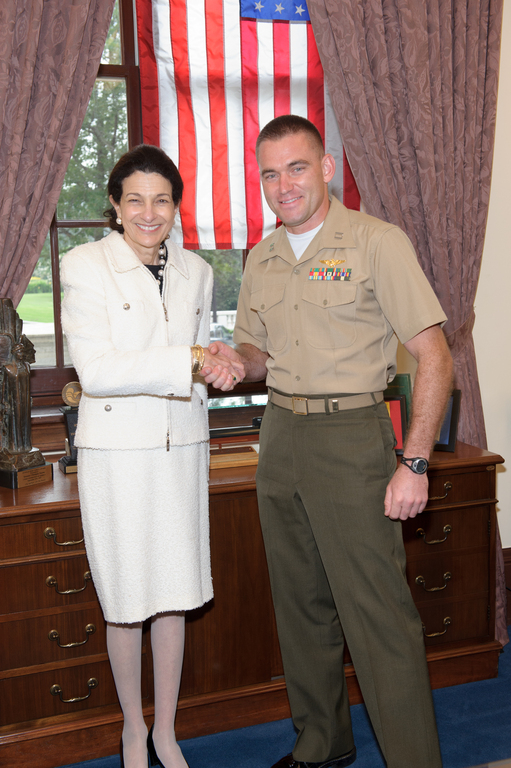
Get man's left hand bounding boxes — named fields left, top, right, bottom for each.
left=384, top=464, right=429, bottom=520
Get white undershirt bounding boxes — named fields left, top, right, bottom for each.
left=286, top=222, right=324, bottom=260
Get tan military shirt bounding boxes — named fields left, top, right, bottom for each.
left=234, top=196, right=447, bottom=395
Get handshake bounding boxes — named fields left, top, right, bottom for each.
left=198, top=341, right=246, bottom=392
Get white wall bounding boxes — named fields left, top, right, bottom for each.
left=473, top=0, right=511, bottom=546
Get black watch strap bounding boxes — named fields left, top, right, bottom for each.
left=401, top=456, right=429, bottom=474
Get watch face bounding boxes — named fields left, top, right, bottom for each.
left=413, top=459, right=428, bottom=474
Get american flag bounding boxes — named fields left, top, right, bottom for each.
left=135, top=0, right=359, bottom=249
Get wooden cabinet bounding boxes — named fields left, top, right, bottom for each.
left=0, top=443, right=503, bottom=768
left=403, top=444, right=500, bottom=651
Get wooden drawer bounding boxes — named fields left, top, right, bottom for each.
left=418, top=595, right=490, bottom=646
left=402, top=505, right=490, bottom=556
left=0, top=555, right=97, bottom=614
left=0, top=516, right=84, bottom=559
left=426, top=466, right=495, bottom=508
left=406, top=549, right=489, bottom=604
left=0, top=659, right=117, bottom=726
left=0, top=604, right=105, bottom=672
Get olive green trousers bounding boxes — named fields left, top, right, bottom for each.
left=256, top=400, right=442, bottom=768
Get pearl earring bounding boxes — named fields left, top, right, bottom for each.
left=116, top=217, right=122, bottom=225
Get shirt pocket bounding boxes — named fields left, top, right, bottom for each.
left=250, top=284, right=287, bottom=352
left=302, top=281, right=357, bottom=349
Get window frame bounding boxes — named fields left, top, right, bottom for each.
left=30, top=0, right=142, bottom=407
left=29, top=0, right=266, bottom=412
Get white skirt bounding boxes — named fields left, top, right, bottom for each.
left=77, top=443, right=212, bottom=623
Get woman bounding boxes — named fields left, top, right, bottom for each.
left=61, top=145, right=243, bottom=768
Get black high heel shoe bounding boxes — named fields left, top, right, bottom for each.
left=147, top=724, right=165, bottom=768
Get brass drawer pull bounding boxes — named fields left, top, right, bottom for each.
left=44, top=527, right=84, bottom=547
left=48, top=623, right=96, bottom=648
left=46, top=571, right=92, bottom=595
left=428, top=481, right=453, bottom=501
left=50, top=677, right=98, bottom=704
left=415, top=572, right=452, bottom=592
left=423, top=617, right=451, bottom=637
left=416, top=524, right=452, bottom=545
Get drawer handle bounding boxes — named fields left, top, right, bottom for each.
left=44, top=527, right=84, bottom=547
left=50, top=677, right=98, bottom=704
left=422, top=617, right=451, bottom=637
left=416, top=524, right=452, bottom=545
left=48, top=623, right=96, bottom=648
left=46, top=571, right=92, bottom=595
left=415, top=572, right=452, bottom=592
left=428, top=481, right=453, bottom=501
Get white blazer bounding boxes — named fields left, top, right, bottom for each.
left=61, top=231, right=213, bottom=450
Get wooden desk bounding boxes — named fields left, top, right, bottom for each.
left=0, top=443, right=504, bottom=767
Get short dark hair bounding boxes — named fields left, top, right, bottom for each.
left=256, top=115, right=324, bottom=158
left=104, top=145, right=184, bottom=232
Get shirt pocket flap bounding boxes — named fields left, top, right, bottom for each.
left=302, top=281, right=357, bottom=308
left=250, top=284, right=286, bottom=313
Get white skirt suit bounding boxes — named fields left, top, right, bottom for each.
left=61, top=231, right=214, bottom=623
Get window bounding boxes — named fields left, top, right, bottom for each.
left=18, top=0, right=265, bottom=417
left=18, top=0, right=141, bottom=406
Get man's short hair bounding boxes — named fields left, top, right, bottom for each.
left=256, top=115, right=324, bottom=158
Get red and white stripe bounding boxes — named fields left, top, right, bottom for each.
left=136, top=0, right=359, bottom=249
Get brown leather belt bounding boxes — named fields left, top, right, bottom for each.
left=268, top=388, right=384, bottom=415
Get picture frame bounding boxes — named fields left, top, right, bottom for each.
left=434, top=389, right=461, bottom=452
left=384, top=373, right=412, bottom=423
left=384, top=394, right=407, bottom=455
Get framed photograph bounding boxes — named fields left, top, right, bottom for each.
left=434, top=389, right=461, bottom=452
left=384, top=395, right=408, bottom=454
left=384, top=373, right=412, bottom=423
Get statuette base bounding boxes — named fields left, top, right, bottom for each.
left=0, top=461, right=53, bottom=489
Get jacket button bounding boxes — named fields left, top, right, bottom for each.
left=261, top=304, right=265, bottom=310
left=196, top=308, right=200, bottom=314
left=123, top=303, right=130, bottom=310
left=104, top=405, right=112, bottom=412
left=323, top=299, right=328, bottom=306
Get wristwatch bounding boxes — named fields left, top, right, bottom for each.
left=400, top=456, right=429, bottom=474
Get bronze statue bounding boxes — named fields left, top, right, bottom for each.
left=0, top=298, right=45, bottom=472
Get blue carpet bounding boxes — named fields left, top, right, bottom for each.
left=60, top=635, right=511, bottom=768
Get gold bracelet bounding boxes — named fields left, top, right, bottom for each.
left=191, top=344, right=205, bottom=374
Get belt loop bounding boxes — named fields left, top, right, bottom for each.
left=370, top=392, right=377, bottom=404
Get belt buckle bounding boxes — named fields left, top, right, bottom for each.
left=292, top=396, right=308, bottom=415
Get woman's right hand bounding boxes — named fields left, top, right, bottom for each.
left=200, top=344, right=245, bottom=391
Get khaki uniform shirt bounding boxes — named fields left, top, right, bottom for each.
left=234, top=196, right=447, bottom=395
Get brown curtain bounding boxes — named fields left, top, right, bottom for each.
left=307, top=0, right=507, bottom=643
left=0, top=0, right=115, bottom=306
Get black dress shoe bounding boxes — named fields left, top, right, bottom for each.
left=271, top=747, right=356, bottom=768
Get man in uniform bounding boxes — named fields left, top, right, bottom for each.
left=208, top=115, right=453, bottom=768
